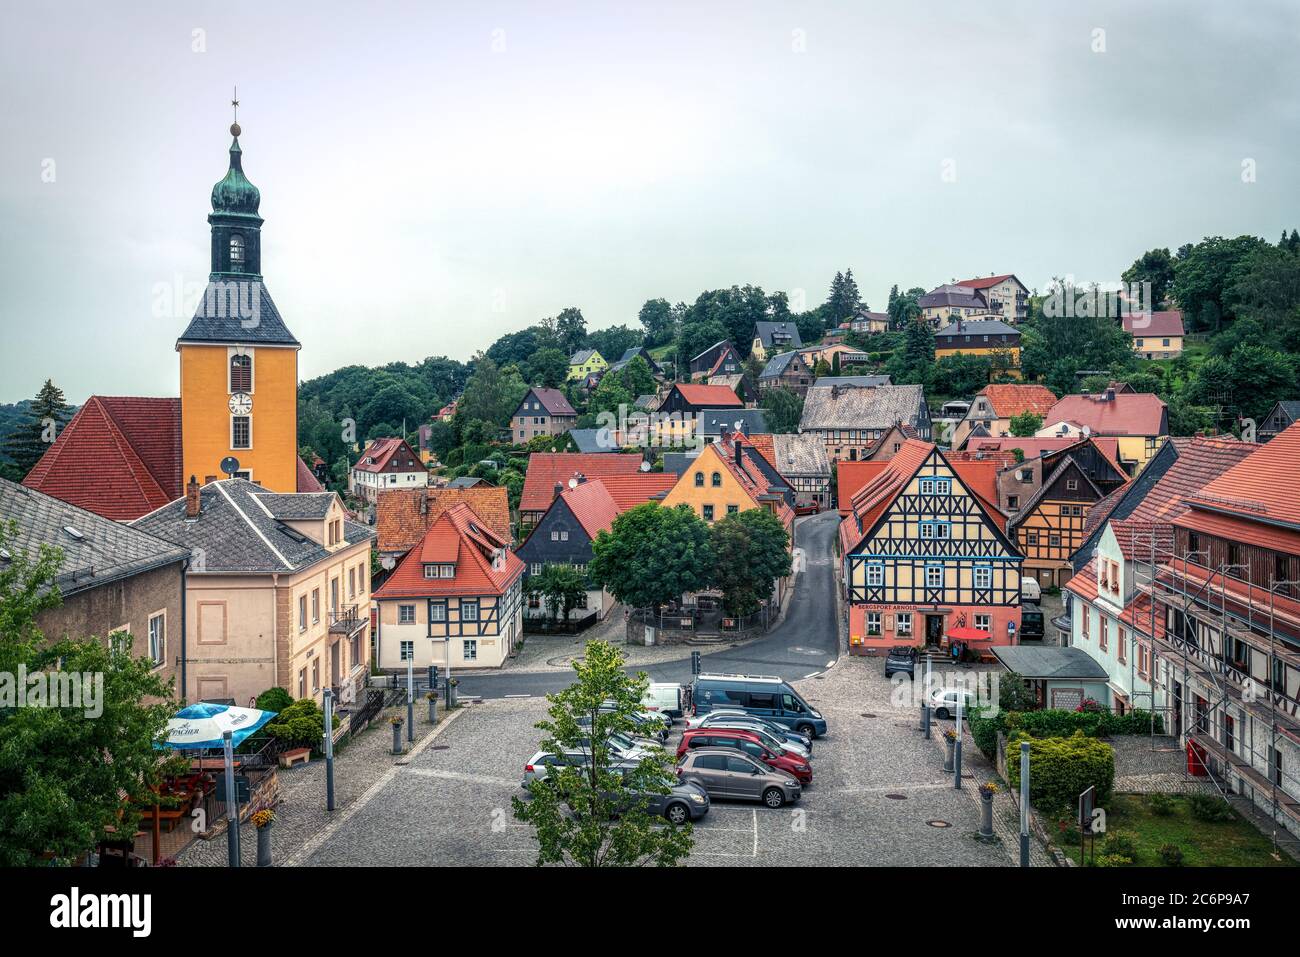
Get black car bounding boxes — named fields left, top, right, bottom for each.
left=1020, top=604, right=1045, bottom=641
left=884, top=645, right=918, bottom=678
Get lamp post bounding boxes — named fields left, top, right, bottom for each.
left=406, top=655, right=415, bottom=743
left=1019, top=740, right=1031, bottom=866
left=222, top=730, right=240, bottom=868
left=323, top=688, right=335, bottom=812
left=922, top=654, right=932, bottom=740
left=953, top=688, right=963, bottom=790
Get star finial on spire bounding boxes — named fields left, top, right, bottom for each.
left=230, top=86, right=241, bottom=137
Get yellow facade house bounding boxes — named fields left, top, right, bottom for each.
left=567, top=348, right=608, bottom=381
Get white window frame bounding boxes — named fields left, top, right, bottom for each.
left=148, top=611, right=166, bottom=667
left=866, top=563, right=884, bottom=587
left=974, top=566, right=992, bottom=589
left=974, top=614, right=991, bottom=632
left=398, top=604, right=416, bottom=624
left=896, top=612, right=913, bottom=635
left=463, top=639, right=478, bottom=662
left=925, top=566, right=943, bottom=588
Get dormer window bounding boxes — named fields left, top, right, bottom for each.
left=229, top=233, right=245, bottom=266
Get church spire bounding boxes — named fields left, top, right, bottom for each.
left=208, top=94, right=263, bottom=279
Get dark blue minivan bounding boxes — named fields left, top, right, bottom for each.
left=690, top=674, right=828, bottom=739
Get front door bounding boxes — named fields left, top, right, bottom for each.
left=925, top=615, right=945, bottom=645
left=330, top=642, right=341, bottom=688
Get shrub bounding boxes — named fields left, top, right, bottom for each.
left=264, top=698, right=339, bottom=751
left=1003, top=708, right=1161, bottom=739
left=1102, top=830, right=1137, bottom=859
left=1093, top=853, right=1133, bottom=867
left=255, top=686, right=294, bottom=715
left=1159, top=843, right=1185, bottom=866
left=1006, top=731, right=1115, bottom=814
left=969, top=709, right=1002, bottom=761
left=1149, top=792, right=1176, bottom=816
left=1188, top=793, right=1234, bottom=823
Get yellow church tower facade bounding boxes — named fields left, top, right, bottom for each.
left=177, top=120, right=300, bottom=492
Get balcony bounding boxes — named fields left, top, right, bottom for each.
left=329, top=604, right=367, bottom=636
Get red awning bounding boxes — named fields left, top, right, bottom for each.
left=947, top=627, right=993, bottom=642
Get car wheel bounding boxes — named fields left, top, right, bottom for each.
left=763, top=787, right=786, bottom=809
left=796, top=723, right=816, bottom=739
left=664, top=802, right=690, bottom=825
left=936, top=707, right=950, bottom=719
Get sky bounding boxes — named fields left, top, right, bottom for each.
left=1, top=0, right=1298, bottom=403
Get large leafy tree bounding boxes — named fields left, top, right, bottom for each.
left=589, top=503, right=713, bottom=612
left=583, top=325, right=643, bottom=364
left=3, top=379, right=73, bottom=476
left=638, top=298, right=678, bottom=346
left=552, top=307, right=589, bottom=355
left=1224, top=244, right=1300, bottom=350
left=1121, top=247, right=1175, bottom=309
left=709, top=509, right=792, bottom=617
left=1171, top=235, right=1270, bottom=332
left=0, top=524, right=181, bottom=866
left=887, top=319, right=936, bottom=387
left=760, top=387, right=803, bottom=434
left=526, top=564, right=589, bottom=625
left=457, top=354, right=529, bottom=429
left=512, top=640, right=692, bottom=867
left=525, top=347, right=569, bottom=389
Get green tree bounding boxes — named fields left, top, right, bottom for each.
left=583, top=325, right=643, bottom=364
left=709, top=509, right=792, bottom=616
left=527, top=564, right=589, bottom=625
left=3, top=379, right=73, bottom=476
left=1009, top=411, right=1044, bottom=437
left=1172, top=235, right=1270, bottom=332
left=759, top=387, right=803, bottom=434
left=589, top=503, right=713, bottom=612
left=1122, top=248, right=1175, bottom=309
left=457, top=355, right=529, bottom=429
left=0, top=523, right=182, bottom=866
left=511, top=640, right=692, bottom=866
left=616, top=356, right=657, bottom=401
left=887, top=319, right=936, bottom=386
left=552, top=307, right=589, bottom=355
left=638, top=298, right=678, bottom=346
left=526, top=347, right=569, bottom=389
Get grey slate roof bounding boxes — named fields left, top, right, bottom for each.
left=812, top=375, right=891, bottom=389
left=662, top=451, right=701, bottom=477
left=771, top=434, right=831, bottom=477
left=753, top=321, right=803, bottom=350
left=447, top=476, right=487, bottom=488
left=634, top=394, right=659, bottom=411
left=0, top=477, right=190, bottom=597
left=569, top=348, right=600, bottom=365
left=699, top=409, right=769, bottom=437
left=133, top=479, right=373, bottom=574
left=936, top=318, right=1019, bottom=338
left=569, top=428, right=620, bottom=453
left=799, top=383, right=927, bottom=432
left=176, top=281, right=300, bottom=347
left=919, top=287, right=990, bottom=311
left=991, top=645, right=1109, bottom=680
left=760, top=351, right=799, bottom=379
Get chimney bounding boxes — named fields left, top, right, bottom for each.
left=720, top=423, right=731, bottom=441
left=419, top=493, right=428, bottom=516
left=735, top=440, right=743, bottom=466
left=553, top=482, right=564, bottom=500
left=575, top=472, right=586, bottom=485
left=1104, top=387, right=1115, bottom=402
left=185, top=476, right=201, bottom=518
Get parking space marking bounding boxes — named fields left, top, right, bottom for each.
left=406, top=767, right=518, bottom=788
left=504, top=694, right=531, bottom=699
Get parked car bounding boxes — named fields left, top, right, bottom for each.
left=678, top=728, right=812, bottom=784
left=928, top=687, right=976, bottom=720
left=1020, top=576, right=1041, bottom=601
left=572, top=724, right=663, bottom=754
left=642, top=682, right=685, bottom=721
left=884, top=645, right=918, bottom=679
left=577, top=705, right=670, bottom=741
left=676, top=748, right=802, bottom=808
left=794, top=498, right=820, bottom=516
left=1019, top=604, right=1045, bottom=641
left=686, top=709, right=813, bottom=752
left=601, top=764, right=711, bottom=824
left=521, top=749, right=591, bottom=789
left=690, top=673, right=827, bottom=739
left=687, top=715, right=811, bottom=759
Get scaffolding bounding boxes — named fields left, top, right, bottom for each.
left=1119, top=526, right=1300, bottom=854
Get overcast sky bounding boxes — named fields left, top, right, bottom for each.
left=2, top=0, right=1297, bottom=403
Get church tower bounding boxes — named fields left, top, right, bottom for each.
left=177, top=115, right=300, bottom=493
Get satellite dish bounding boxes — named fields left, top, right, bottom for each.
left=568, top=477, right=579, bottom=489
left=220, top=456, right=241, bottom=478
left=639, top=460, right=651, bottom=472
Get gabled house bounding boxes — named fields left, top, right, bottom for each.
left=372, top=503, right=524, bottom=670
left=1007, top=455, right=1106, bottom=589
left=849, top=309, right=889, bottom=335
left=1259, top=400, right=1300, bottom=443
left=1122, top=310, right=1185, bottom=359
left=661, top=434, right=795, bottom=536
left=375, top=485, right=512, bottom=565
left=698, top=408, right=769, bottom=439
left=689, top=340, right=742, bottom=378
left=770, top=433, right=833, bottom=509
left=751, top=321, right=803, bottom=361
left=512, top=387, right=578, bottom=443
left=954, top=274, right=1030, bottom=323
left=1, top=477, right=191, bottom=694
left=758, top=350, right=815, bottom=396
left=1041, top=389, right=1169, bottom=474
left=919, top=285, right=995, bottom=327
left=995, top=436, right=1127, bottom=521
left=349, top=437, right=426, bottom=503
left=607, top=346, right=663, bottom=378
left=934, top=317, right=1021, bottom=376
left=567, top=349, right=607, bottom=382
left=133, top=478, right=375, bottom=708
left=658, top=382, right=744, bottom=418
left=839, top=440, right=1023, bottom=656
left=518, top=452, right=646, bottom=529
left=860, top=423, right=919, bottom=462
left=952, top=384, right=1058, bottom=449
left=798, top=382, right=931, bottom=463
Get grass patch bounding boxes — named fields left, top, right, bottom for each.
left=1058, top=793, right=1294, bottom=867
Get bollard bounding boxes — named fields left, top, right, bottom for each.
left=979, top=786, right=995, bottom=838
left=943, top=733, right=955, bottom=772
left=391, top=718, right=403, bottom=755
left=256, top=821, right=273, bottom=867
left=428, top=692, right=437, bottom=725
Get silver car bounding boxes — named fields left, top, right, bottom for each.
left=676, top=748, right=802, bottom=808
left=690, top=718, right=810, bottom=759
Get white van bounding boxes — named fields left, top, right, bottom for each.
left=1020, top=576, right=1041, bottom=602
left=642, top=682, right=684, bottom=722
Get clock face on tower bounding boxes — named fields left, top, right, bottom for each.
left=229, top=392, right=253, bottom=415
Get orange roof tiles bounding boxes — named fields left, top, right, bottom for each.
left=1182, top=421, right=1300, bottom=530
left=835, top=461, right=889, bottom=514
left=559, top=479, right=621, bottom=539
left=591, top=472, right=678, bottom=510
left=975, top=384, right=1059, bottom=419
left=1044, top=393, right=1167, bottom=436
left=673, top=383, right=743, bottom=408
left=374, top=503, right=523, bottom=599
left=354, top=437, right=422, bottom=474
left=376, top=485, right=512, bottom=553
left=520, top=453, right=645, bottom=514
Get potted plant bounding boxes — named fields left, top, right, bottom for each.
left=252, top=809, right=275, bottom=867
left=425, top=690, right=438, bottom=724
left=977, top=782, right=997, bottom=837
left=942, top=728, right=957, bottom=771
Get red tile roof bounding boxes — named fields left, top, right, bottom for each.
left=1181, top=421, right=1300, bottom=530
left=373, top=503, right=523, bottom=599
left=1064, top=559, right=1167, bottom=643
left=1128, top=435, right=1256, bottom=526
left=745, top=433, right=778, bottom=469
left=375, top=485, right=512, bottom=553
left=673, top=383, right=743, bottom=409
left=354, top=437, right=423, bottom=474
left=976, top=384, right=1058, bottom=419
left=1122, top=310, right=1185, bottom=339
left=718, top=435, right=794, bottom=531
left=835, top=461, right=889, bottom=514
left=1044, top=393, right=1166, bottom=437
left=559, top=479, right=621, bottom=539
left=590, top=472, right=678, bottom=510
left=296, top=457, right=325, bottom=493
left=520, top=453, right=645, bottom=513
left=23, top=396, right=182, bottom=520
left=957, top=274, right=1017, bottom=290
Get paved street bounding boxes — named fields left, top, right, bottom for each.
left=453, top=510, right=842, bottom=701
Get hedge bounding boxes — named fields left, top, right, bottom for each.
left=968, top=707, right=1161, bottom=762
left=1006, top=730, right=1115, bottom=814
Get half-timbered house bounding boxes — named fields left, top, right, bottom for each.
left=839, top=439, right=1023, bottom=656
left=372, top=502, right=524, bottom=670
left=1007, top=455, right=1104, bottom=589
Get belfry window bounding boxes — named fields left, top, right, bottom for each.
left=230, top=353, right=252, bottom=393
left=229, top=234, right=245, bottom=265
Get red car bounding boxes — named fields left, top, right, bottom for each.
left=677, top=728, right=813, bottom=785
left=794, top=499, right=820, bottom=516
